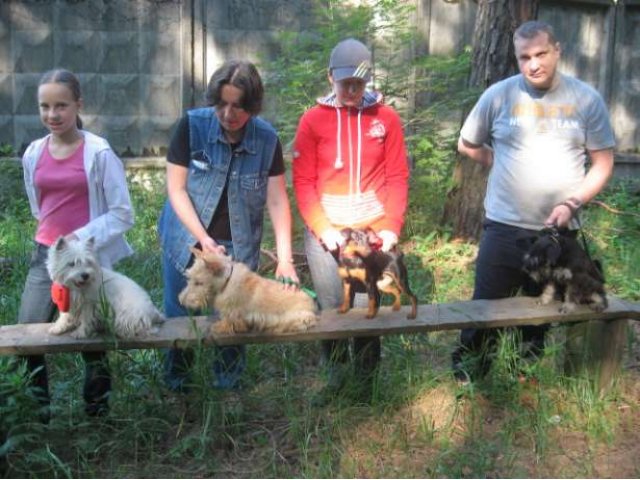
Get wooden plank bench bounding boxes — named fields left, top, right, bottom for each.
left=2, top=295, right=638, bottom=393
left=1, top=296, right=639, bottom=355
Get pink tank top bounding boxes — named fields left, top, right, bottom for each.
left=34, top=139, right=90, bottom=246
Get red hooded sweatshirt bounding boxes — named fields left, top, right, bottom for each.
left=293, top=91, right=409, bottom=238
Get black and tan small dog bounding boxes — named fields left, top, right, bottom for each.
left=335, top=227, right=418, bottom=319
left=522, top=227, right=607, bottom=313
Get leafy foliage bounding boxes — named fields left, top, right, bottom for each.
left=1, top=1, right=639, bottom=477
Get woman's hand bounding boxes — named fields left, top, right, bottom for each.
left=275, top=260, right=300, bottom=291
left=200, top=236, right=226, bottom=255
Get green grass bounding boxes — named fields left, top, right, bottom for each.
left=1, top=164, right=640, bottom=477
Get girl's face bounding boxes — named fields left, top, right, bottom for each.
left=38, top=82, right=82, bottom=138
left=215, top=84, right=251, bottom=142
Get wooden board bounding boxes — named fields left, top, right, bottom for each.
left=1, top=296, right=639, bottom=355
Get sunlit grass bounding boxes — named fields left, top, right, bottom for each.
left=2, top=169, right=640, bottom=478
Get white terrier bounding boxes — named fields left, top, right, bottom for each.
left=47, top=236, right=164, bottom=339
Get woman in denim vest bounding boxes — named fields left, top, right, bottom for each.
left=158, top=61, right=298, bottom=391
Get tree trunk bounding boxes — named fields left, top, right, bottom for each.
left=442, top=0, right=539, bottom=241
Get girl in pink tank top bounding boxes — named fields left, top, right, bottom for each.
left=17, top=69, right=134, bottom=419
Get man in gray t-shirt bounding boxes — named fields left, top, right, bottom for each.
left=452, top=20, right=615, bottom=383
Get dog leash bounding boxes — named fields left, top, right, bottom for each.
left=572, top=210, right=606, bottom=283
left=275, top=274, right=317, bottom=300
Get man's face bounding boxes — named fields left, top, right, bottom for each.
left=514, top=32, right=561, bottom=90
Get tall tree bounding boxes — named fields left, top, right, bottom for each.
left=442, top=0, right=539, bottom=241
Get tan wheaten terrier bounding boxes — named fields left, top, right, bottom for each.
left=179, top=248, right=318, bottom=335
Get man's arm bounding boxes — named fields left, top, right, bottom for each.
left=577, top=148, right=615, bottom=203
left=457, top=137, right=493, bottom=168
left=544, top=148, right=614, bottom=227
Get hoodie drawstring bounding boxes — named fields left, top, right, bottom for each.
left=334, top=108, right=343, bottom=169
left=356, top=109, right=362, bottom=198
left=335, top=107, right=363, bottom=199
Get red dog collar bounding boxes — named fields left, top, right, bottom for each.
left=51, top=282, right=70, bottom=313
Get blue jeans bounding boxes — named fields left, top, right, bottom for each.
left=304, top=229, right=380, bottom=377
left=17, top=243, right=111, bottom=411
left=162, top=242, right=245, bottom=391
left=453, top=220, right=551, bottom=377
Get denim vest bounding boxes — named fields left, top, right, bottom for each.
left=158, top=107, right=278, bottom=273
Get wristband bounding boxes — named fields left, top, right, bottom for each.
left=560, top=196, right=583, bottom=214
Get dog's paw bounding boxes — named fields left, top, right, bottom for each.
left=559, top=302, right=576, bottom=314
left=590, top=302, right=607, bottom=313
left=48, top=323, right=66, bottom=335
left=300, top=312, right=319, bottom=329
left=69, top=328, right=89, bottom=339
left=538, top=294, right=554, bottom=305
left=49, top=321, right=76, bottom=336
left=211, top=319, right=235, bottom=335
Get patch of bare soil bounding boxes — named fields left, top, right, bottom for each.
left=337, top=369, right=640, bottom=478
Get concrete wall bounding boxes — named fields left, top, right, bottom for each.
left=1, top=0, right=638, bottom=168
left=0, top=0, right=185, bottom=156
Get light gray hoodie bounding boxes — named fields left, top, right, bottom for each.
left=22, top=130, right=134, bottom=268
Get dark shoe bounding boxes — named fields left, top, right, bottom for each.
left=83, top=351, right=111, bottom=406
left=83, top=353, right=111, bottom=417
left=85, top=401, right=108, bottom=417
left=37, top=404, right=51, bottom=425
left=452, top=346, right=471, bottom=384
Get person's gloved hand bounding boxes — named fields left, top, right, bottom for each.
left=320, top=228, right=345, bottom=252
left=378, top=230, right=398, bottom=252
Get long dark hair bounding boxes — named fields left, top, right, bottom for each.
left=205, top=60, right=264, bottom=115
left=39, top=69, right=83, bottom=129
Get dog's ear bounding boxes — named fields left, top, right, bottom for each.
left=365, top=228, right=382, bottom=246
left=53, top=236, right=67, bottom=251
left=202, top=255, right=227, bottom=276
left=190, top=246, right=204, bottom=259
left=85, top=236, right=95, bottom=250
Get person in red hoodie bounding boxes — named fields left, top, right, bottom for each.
left=293, top=38, right=410, bottom=405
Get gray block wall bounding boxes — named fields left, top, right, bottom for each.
left=0, top=0, right=184, bottom=156
left=1, top=0, right=637, bottom=162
